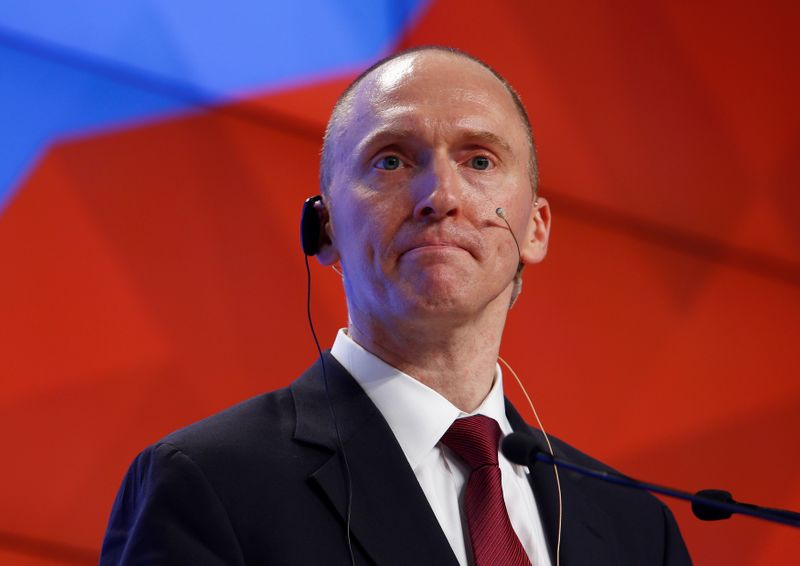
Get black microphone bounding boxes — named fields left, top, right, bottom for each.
left=692, top=489, right=737, bottom=521
left=691, top=489, right=800, bottom=524
left=501, top=432, right=800, bottom=528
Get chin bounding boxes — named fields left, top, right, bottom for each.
left=388, top=264, right=510, bottom=319
left=395, top=278, right=479, bottom=318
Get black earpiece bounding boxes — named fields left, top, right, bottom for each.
left=300, top=195, right=324, bottom=256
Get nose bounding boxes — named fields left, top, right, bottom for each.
left=412, top=153, right=463, bottom=220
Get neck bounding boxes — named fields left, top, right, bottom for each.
left=347, top=302, right=508, bottom=413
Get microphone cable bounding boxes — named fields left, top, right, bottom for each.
left=496, top=203, right=563, bottom=566
left=304, top=254, right=355, bottom=566
left=499, top=355, right=563, bottom=566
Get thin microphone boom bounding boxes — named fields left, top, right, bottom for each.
left=495, top=207, right=522, bottom=262
left=494, top=209, right=563, bottom=566
left=502, top=432, right=800, bottom=528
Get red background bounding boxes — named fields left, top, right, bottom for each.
left=1, top=1, right=798, bottom=563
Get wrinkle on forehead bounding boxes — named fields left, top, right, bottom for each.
left=354, top=85, right=522, bottom=162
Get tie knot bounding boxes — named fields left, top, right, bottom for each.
left=440, top=415, right=501, bottom=470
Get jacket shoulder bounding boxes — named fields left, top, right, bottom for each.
left=160, top=386, right=295, bottom=457
left=546, top=434, right=693, bottom=564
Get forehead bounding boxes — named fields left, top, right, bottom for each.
left=346, top=52, right=525, bottom=146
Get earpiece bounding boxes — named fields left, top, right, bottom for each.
left=300, top=195, right=324, bottom=256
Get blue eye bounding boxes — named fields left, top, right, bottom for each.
left=376, top=155, right=402, bottom=170
left=470, top=156, right=492, bottom=170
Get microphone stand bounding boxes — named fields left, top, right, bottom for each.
left=501, top=433, right=800, bottom=528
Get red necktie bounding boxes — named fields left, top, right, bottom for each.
left=441, top=415, right=532, bottom=566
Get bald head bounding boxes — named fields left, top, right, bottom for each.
left=320, top=46, right=538, bottom=195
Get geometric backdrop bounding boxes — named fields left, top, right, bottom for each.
left=1, top=2, right=798, bottom=564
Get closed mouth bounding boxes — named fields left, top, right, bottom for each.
left=401, top=241, right=473, bottom=259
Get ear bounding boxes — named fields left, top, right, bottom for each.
left=314, top=198, right=341, bottom=266
left=519, top=196, right=551, bottom=265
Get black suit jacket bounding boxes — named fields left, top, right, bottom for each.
left=101, top=353, right=692, bottom=565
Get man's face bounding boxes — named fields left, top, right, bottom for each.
left=321, top=52, right=548, bottom=328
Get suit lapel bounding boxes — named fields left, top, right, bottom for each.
left=292, top=353, right=459, bottom=566
left=505, top=400, right=620, bottom=566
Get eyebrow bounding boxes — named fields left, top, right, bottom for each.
left=356, top=127, right=514, bottom=157
left=460, top=130, right=513, bottom=155
left=356, top=128, right=417, bottom=156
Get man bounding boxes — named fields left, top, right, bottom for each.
left=101, top=46, right=691, bottom=565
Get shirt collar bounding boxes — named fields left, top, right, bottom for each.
left=331, top=329, right=512, bottom=470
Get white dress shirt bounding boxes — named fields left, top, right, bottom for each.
left=331, top=329, right=552, bottom=566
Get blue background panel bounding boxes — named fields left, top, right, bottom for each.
left=0, top=0, right=429, bottom=211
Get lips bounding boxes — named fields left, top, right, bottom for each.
left=396, top=230, right=481, bottom=260
left=403, top=242, right=467, bottom=254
